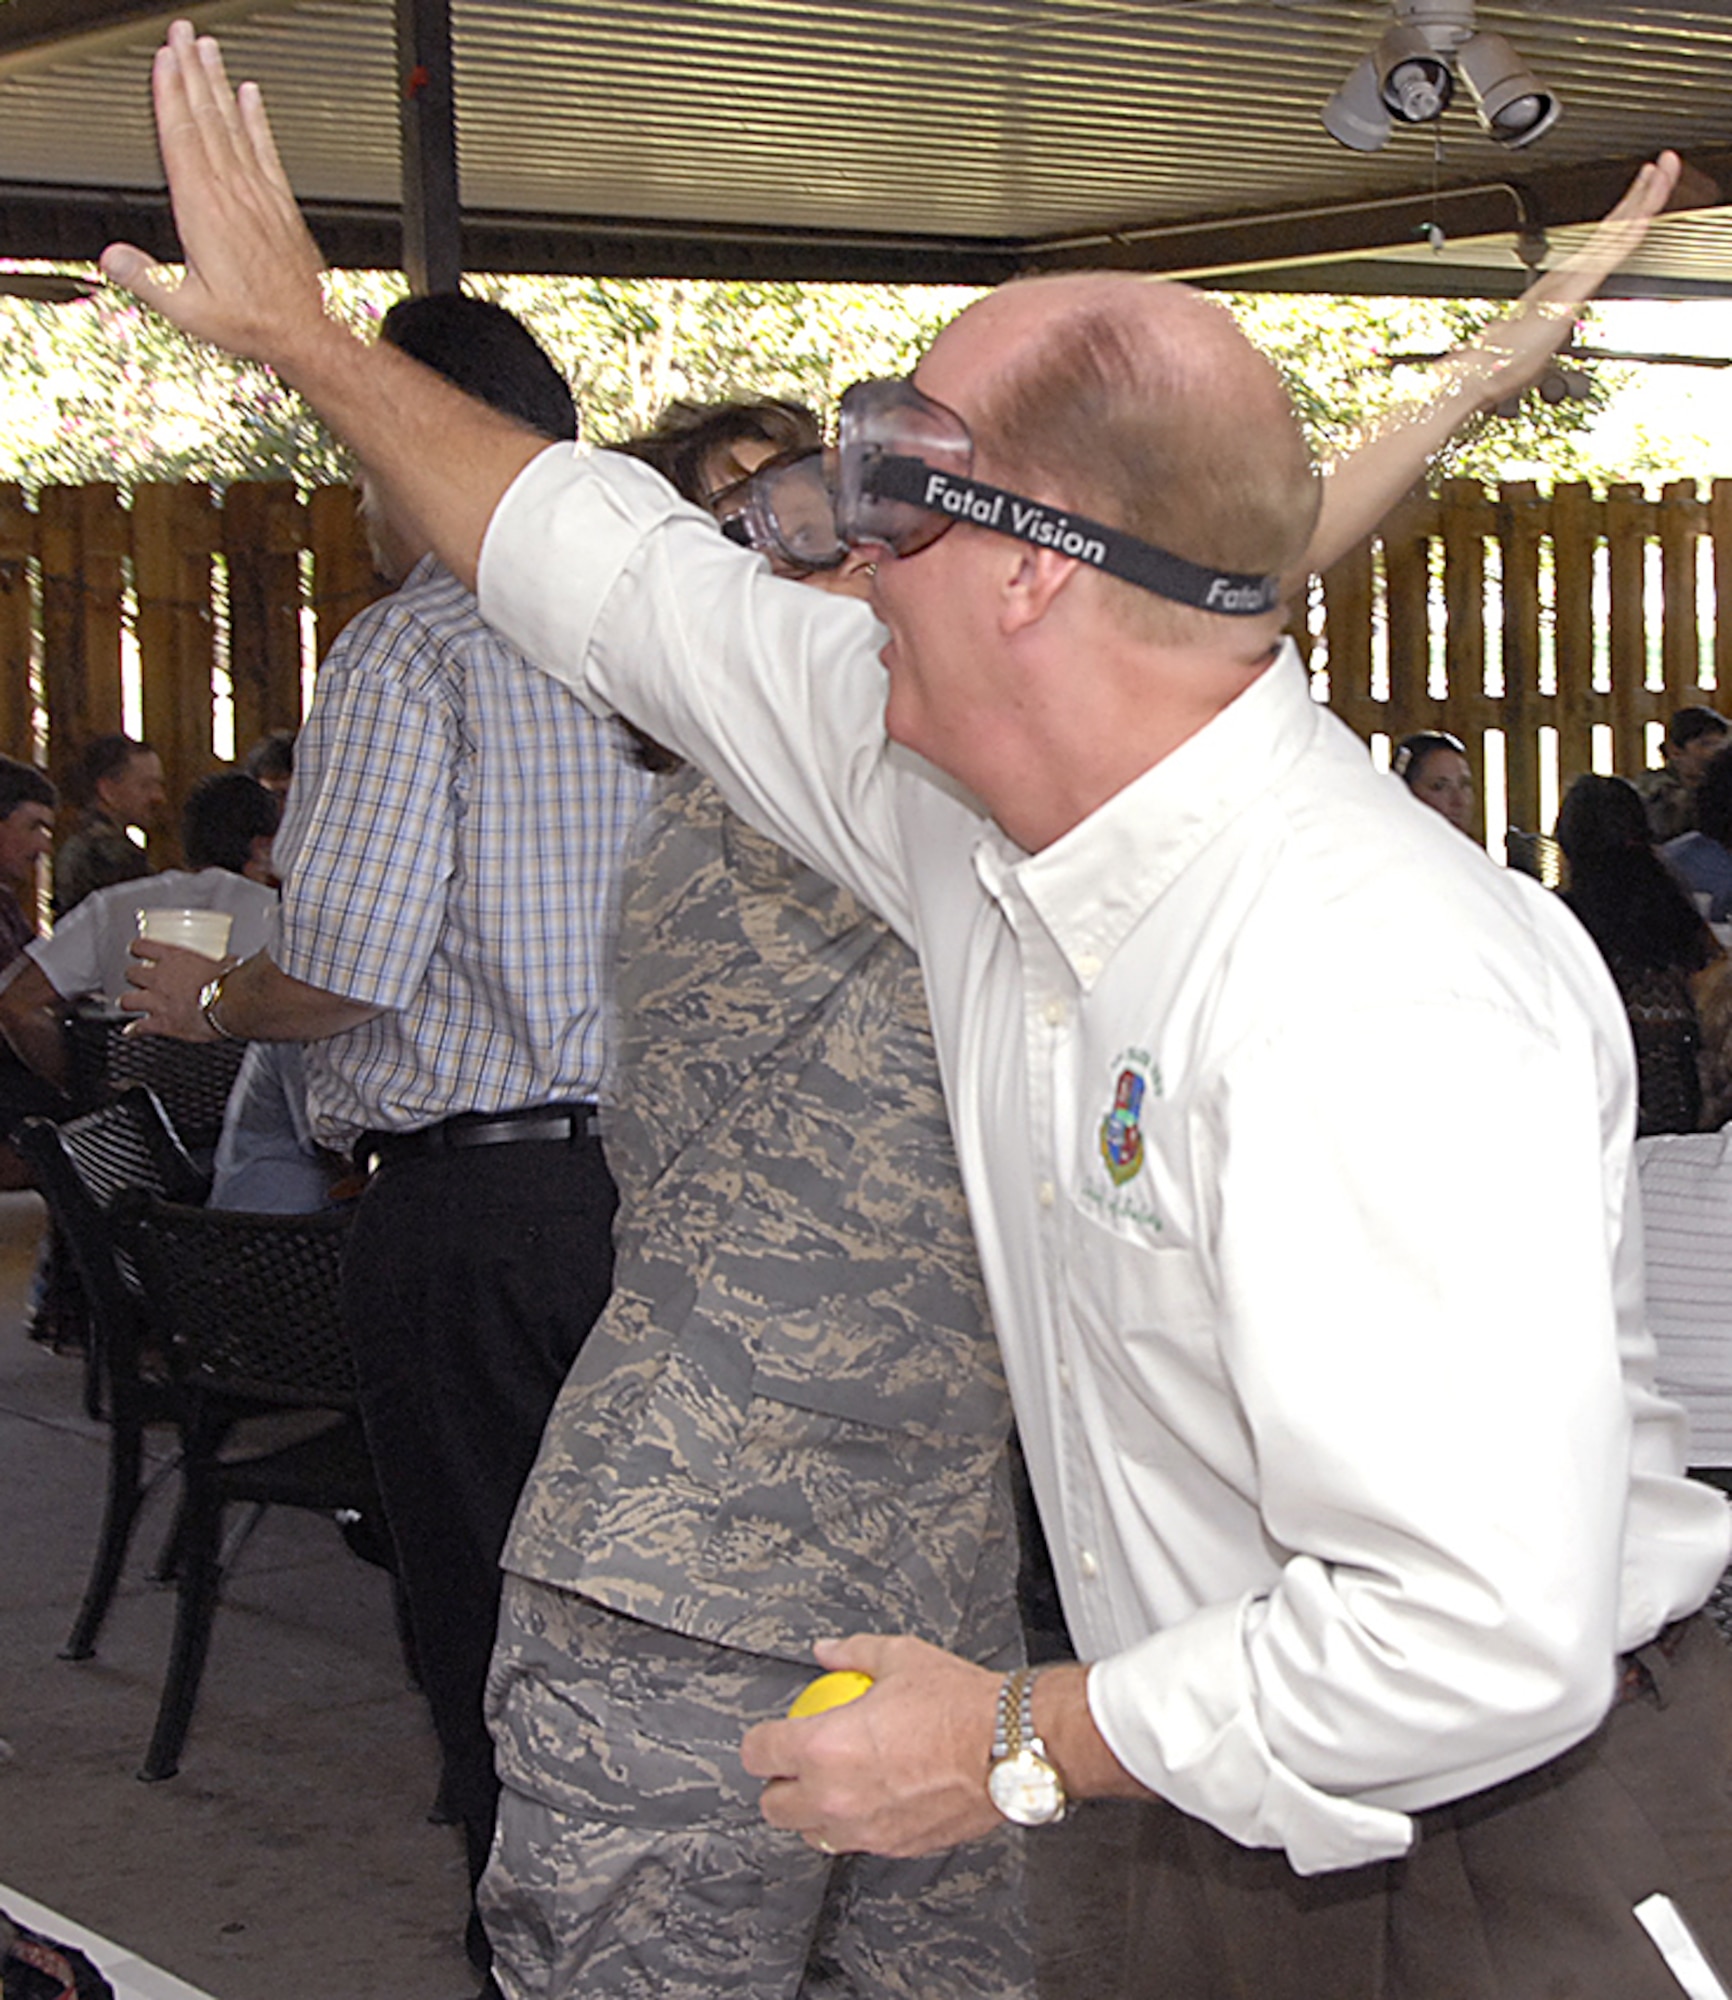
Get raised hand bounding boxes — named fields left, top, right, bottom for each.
left=99, top=20, right=338, bottom=373
left=1454, top=151, right=1684, bottom=404
left=1300, top=151, right=1688, bottom=579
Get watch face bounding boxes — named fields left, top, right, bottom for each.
left=988, top=1747, right=1065, bottom=1826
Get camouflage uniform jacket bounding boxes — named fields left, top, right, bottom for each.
left=504, top=768, right=1018, bottom=1665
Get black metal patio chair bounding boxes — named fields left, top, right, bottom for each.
left=115, top=1190, right=400, bottom=1782
left=16, top=1086, right=211, bottom=1662
left=65, top=999, right=249, bottom=1157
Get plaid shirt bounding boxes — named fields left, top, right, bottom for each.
left=274, top=556, right=652, bottom=1150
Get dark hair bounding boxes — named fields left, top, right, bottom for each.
left=0, top=754, right=55, bottom=820
left=379, top=295, right=577, bottom=443
left=244, top=728, right=296, bottom=787
left=182, top=771, right=281, bottom=874
left=1556, top=774, right=1716, bottom=975
left=611, top=399, right=823, bottom=508
left=607, top=401, right=825, bottom=774
left=70, top=733, right=156, bottom=808
left=1692, top=743, right=1732, bottom=848
left=1669, top=705, right=1730, bottom=752
left=1392, top=731, right=1467, bottom=789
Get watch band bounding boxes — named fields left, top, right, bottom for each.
left=199, top=966, right=245, bottom=1041
left=991, top=1670, right=1015, bottom=1764
left=987, top=1666, right=1067, bottom=1825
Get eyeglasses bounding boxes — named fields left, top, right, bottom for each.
left=714, top=377, right=1281, bottom=617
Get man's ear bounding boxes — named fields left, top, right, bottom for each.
left=999, top=544, right=1080, bottom=638
left=245, top=834, right=276, bottom=884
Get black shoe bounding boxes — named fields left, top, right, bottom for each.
left=465, top=1908, right=492, bottom=1979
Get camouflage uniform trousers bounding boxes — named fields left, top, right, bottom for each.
left=482, top=1575, right=1035, bottom=2000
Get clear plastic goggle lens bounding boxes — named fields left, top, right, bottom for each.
left=836, top=379, right=974, bottom=556
left=715, top=380, right=977, bottom=568
left=713, top=452, right=846, bottom=571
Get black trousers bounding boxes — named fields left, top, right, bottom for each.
left=340, top=1132, right=617, bottom=1912
left=1030, top=1613, right=1732, bottom=2000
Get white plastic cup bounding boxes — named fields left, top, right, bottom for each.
left=135, top=906, right=233, bottom=962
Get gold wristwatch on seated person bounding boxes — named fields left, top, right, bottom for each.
left=987, top=1666, right=1067, bottom=1826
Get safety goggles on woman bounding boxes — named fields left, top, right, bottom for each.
left=713, top=376, right=1281, bottom=617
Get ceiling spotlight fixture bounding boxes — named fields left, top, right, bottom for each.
left=1455, top=31, right=1561, bottom=148
left=1320, top=2, right=1560, bottom=154
left=1321, top=55, right=1392, bottom=152
left=1375, top=21, right=1454, bottom=125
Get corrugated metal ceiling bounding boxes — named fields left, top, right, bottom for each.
left=0, top=0, right=1728, bottom=292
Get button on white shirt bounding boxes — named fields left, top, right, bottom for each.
left=480, top=445, right=1731, bottom=1875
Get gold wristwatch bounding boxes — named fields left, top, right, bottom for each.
left=987, top=1666, right=1067, bottom=1826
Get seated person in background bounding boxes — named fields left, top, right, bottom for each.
left=1556, top=772, right=1731, bottom=1136
left=208, top=1040, right=340, bottom=1213
left=1392, top=729, right=1475, bottom=838
left=1637, top=704, right=1730, bottom=844
left=52, top=733, right=167, bottom=916
left=0, top=757, right=57, bottom=972
left=0, top=771, right=280, bottom=1090
left=1635, top=1122, right=1732, bottom=1487
left=0, top=757, right=63, bottom=1184
left=243, top=727, right=297, bottom=801
left=1662, top=741, right=1732, bottom=924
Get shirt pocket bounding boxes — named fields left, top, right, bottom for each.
left=1064, top=1096, right=1229, bottom=1433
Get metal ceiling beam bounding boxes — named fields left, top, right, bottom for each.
left=6, top=173, right=1729, bottom=299
left=1205, top=259, right=1732, bottom=303
left=1022, top=149, right=1732, bottom=280
left=395, top=0, right=463, bottom=294
left=0, top=137, right=1725, bottom=297
left=0, top=182, right=1022, bottom=286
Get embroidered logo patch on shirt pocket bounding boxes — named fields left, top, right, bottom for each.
left=1078, top=1045, right=1178, bottom=1245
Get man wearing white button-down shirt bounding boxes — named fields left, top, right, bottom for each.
left=488, top=321, right=1732, bottom=1993
left=99, top=36, right=1732, bottom=1993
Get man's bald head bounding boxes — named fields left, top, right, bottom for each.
left=923, top=275, right=1318, bottom=645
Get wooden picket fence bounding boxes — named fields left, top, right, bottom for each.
left=0, top=480, right=385, bottom=860
left=1308, top=476, right=1732, bottom=851
left=0, top=474, right=1727, bottom=862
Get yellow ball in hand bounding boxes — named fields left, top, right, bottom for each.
left=786, top=1669, right=874, bottom=1720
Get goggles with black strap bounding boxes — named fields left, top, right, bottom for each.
left=714, top=377, right=1281, bottom=617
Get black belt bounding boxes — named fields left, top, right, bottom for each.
left=359, top=1102, right=601, bottom=1174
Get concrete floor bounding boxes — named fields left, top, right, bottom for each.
left=0, top=1191, right=476, bottom=2000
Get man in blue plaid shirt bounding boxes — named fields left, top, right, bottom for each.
left=128, top=295, right=652, bottom=1997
